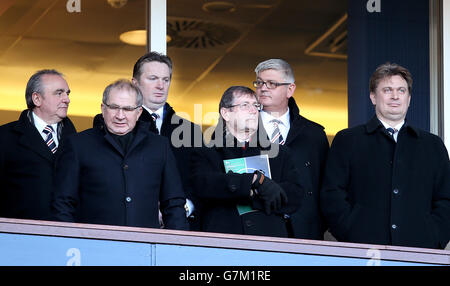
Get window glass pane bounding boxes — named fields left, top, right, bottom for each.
left=0, top=0, right=347, bottom=141
left=166, top=0, right=347, bottom=141
left=0, top=0, right=146, bottom=129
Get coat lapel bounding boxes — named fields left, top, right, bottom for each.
left=283, top=97, right=305, bottom=145
left=103, top=132, right=125, bottom=157
left=139, top=108, right=152, bottom=122
left=139, top=108, right=158, bottom=134
left=126, top=125, right=147, bottom=155
left=285, top=116, right=305, bottom=145
left=160, top=103, right=174, bottom=136
left=15, top=112, right=53, bottom=162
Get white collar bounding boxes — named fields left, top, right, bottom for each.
left=143, top=105, right=164, bottom=120
left=378, top=118, right=404, bottom=132
left=260, top=108, right=290, bottom=126
left=32, top=111, right=58, bottom=133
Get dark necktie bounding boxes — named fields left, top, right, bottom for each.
left=386, top=127, right=398, bottom=142
left=151, top=113, right=160, bottom=134
left=42, top=125, right=57, bottom=153
left=270, top=119, right=285, bottom=145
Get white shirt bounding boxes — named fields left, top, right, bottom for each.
left=260, top=109, right=291, bottom=142
left=32, top=112, right=59, bottom=147
left=143, top=105, right=164, bottom=134
left=379, top=118, right=404, bottom=142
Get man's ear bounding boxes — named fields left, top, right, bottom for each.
left=101, top=103, right=106, bottom=116
left=369, top=92, right=376, bottom=105
left=136, top=106, right=143, bottom=119
left=220, top=107, right=230, bottom=122
left=32, top=92, right=42, bottom=107
left=286, top=83, right=296, bottom=99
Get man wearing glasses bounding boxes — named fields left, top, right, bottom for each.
left=93, top=52, right=202, bottom=229
left=190, top=86, right=303, bottom=237
left=253, top=59, right=329, bottom=240
left=52, top=79, right=189, bottom=230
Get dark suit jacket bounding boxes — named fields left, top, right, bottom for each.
left=93, top=103, right=203, bottom=228
left=0, top=109, right=76, bottom=220
left=320, top=116, right=450, bottom=249
left=262, top=98, right=329, bottom=239
left=191, top=127, right=304, bottom=237
left=52, top=121, right=189, bottom=230
left=143, top=103, right=203, bottom=204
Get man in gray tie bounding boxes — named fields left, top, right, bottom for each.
left=254, top=59, right=329, bottom=240
left=0, top=69, right=76, bottom=220
left=320, top=62, right=450, bottom=249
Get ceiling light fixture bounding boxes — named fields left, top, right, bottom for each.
left=202, top=1, right=236, bottom=13
left=119, top=30, right=171, bottom=46
left=107, top=0, right=128, bottom=9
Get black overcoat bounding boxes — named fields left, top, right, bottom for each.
left=0, top=110, right=76, bottom=220
left=191, top=126, right=304, bottom=238
left=52, top=121, right=189, bottom=230
left=93, top=102, right=203, bottom=229
left=278, top=98, right=329, bottom=239
left=320, top=116, right=450, bottom=249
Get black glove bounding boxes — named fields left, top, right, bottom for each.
left=256, top=178, right=288, bottom=215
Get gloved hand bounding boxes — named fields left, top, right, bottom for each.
left=256, top=178, right=288, bottom=215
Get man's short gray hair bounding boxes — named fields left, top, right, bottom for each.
left=102, top=79, right=143, bottom=107
left=25, top=69, right=64, bottom=109
left=254, top=58, right=295, bottom=83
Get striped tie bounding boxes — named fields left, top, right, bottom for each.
left=151, top=113, right=160, bottom=134
left=42, top=125, right=57, bottom=153
left=270, top=119, right=285, bottom=145
left=386, top=127, right=398, bottom=142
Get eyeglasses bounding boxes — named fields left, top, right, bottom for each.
left=104, top=103, right=141, bottom=112
left=227, top=102, right=262, bottom=111
left=253, top=80, right=292, bottom=89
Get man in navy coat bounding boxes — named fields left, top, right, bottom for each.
left=320, top=63, right=450, bottom=249
left=0, top=69, right=76, bottom=220
left=93, top=52, right=202, bottom=229
left=52, top=79, right=188, bottom=230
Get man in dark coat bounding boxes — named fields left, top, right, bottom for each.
left=53, top=79, right=188, bottom=230
left=191, top=86, right=304, bottom=237
left=320, top=63, right=450, bottom=249
left=93, top=52, right=202, bottom=229
left=253, top=59, right=329, bottom=240
left=0, top=69, right=76, bottom=220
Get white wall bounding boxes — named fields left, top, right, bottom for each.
left=148, top=0, right=167, bottom=54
